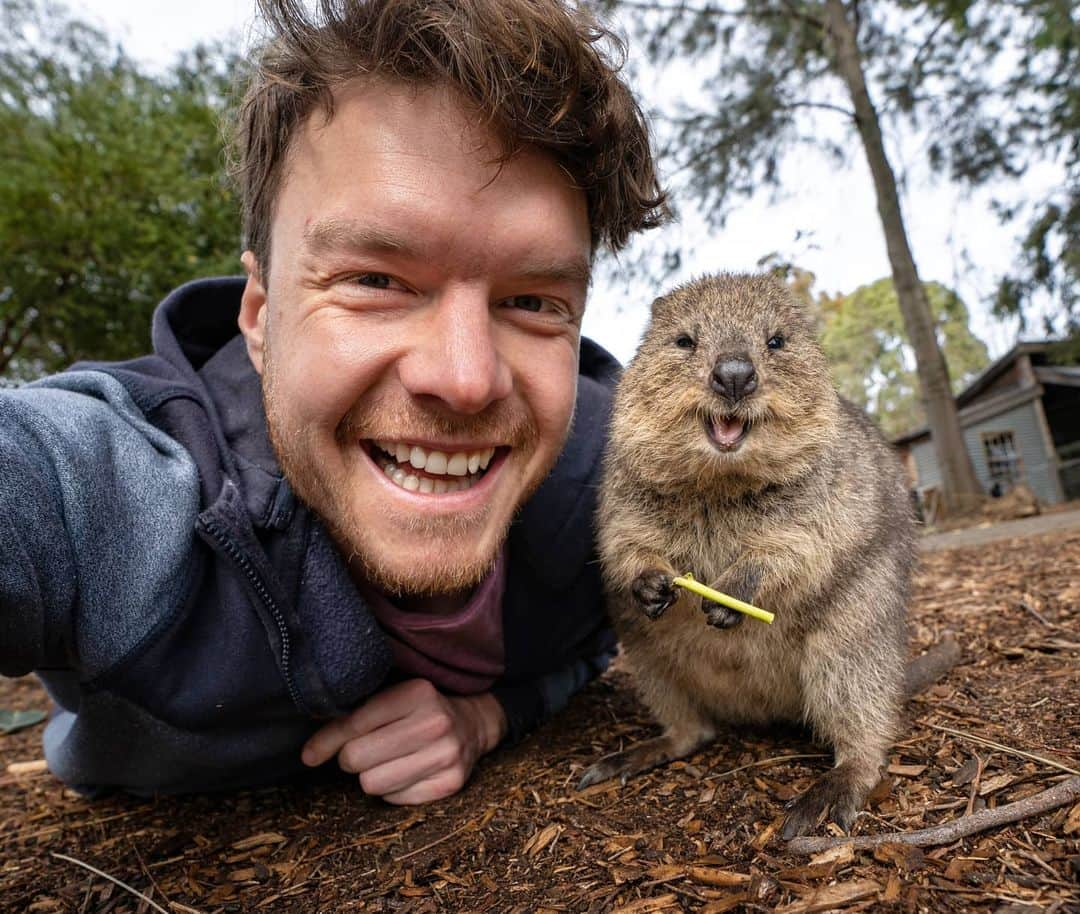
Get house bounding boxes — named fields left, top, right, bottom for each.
left=893, top=342, right=1080, bottom=508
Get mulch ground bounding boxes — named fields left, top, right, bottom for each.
left=2, top=529, right=1078, bottom=914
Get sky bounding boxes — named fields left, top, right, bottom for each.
left=66, top=0, right=1058, bottom=365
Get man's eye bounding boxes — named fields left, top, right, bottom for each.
left=506, top=295, right=546, bottom=313
left=354, top=273, right=394, bottom=289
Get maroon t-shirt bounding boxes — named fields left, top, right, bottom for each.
left=359, top=550, right=507, bottom=695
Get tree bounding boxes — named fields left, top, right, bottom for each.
left=989, top=1, right=1078, bottom=333
left=0, top=0, right=244, bottom=380
left=819, top=278, right=990, bottom=439
left=600, top=0, right=1069, bottom=508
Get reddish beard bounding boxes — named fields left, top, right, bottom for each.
left=261, top=356, right=547, bottom=600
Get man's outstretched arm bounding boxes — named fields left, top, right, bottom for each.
left=0, top=373, right=200, bottom=679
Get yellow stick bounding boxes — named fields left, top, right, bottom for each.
left=672, top=574, right=774, bottom=624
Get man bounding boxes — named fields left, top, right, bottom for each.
left=0, top=0, right=665, bottom=801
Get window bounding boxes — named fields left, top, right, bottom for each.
left=982, top=431, right=1022, bottom=491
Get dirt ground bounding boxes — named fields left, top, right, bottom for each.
left=2, top=527, right=1078, bottom=914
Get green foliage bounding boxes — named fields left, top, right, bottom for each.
left=819, top=278, right=991, bottom=438
left=602, top=0, right=1078, bottom=330
left=0, top=0, right=244, bottom=380
left=988, top=1, right=1079, bottom=329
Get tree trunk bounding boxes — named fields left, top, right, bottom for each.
left=822, top=0, right=983, bottom=509
left=0, top=312, right=37, bottom=378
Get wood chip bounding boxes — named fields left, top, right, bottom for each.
left=887, top=764, right=927, bottom=777
left=6, top=759, right=48, bottom=776
left=774, top=879, right=881, bottom=913
left=524, top=823, right=563, bottom=857
left=231, top=832, right=287, bottom=851
left=685, top=866, right=750, bottom=887
left=699, top=896, right=749, bottom=914
left=873, top=842, right=926, bottom=872
left=608, top=893, right=680, bottom=914
left=1065, top=801, right=1080, bottom=835
left=978, top=773, right=1016, bottom=796
left=809, top=844, right=855, bottom=867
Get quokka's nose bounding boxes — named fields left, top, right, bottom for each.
left=710, top=356, right=757, bottom=401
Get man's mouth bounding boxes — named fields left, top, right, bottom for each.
left=705, top=414, right=750, bottom=452
left=368, top=440, right=499, bottom=494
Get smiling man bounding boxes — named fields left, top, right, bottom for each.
left=0, top=0, right=665, bottom=799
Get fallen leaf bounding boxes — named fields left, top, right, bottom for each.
left=0, top=709, right=47, bottom=735
left=951, top=758, right=981, bottom=787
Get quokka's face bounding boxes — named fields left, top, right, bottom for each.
left=616, top=274, right=834, bottom=485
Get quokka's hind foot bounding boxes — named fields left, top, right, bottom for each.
left=578, top=730, right=713, bottom=790
left=781, top=763, right=880, bottom=839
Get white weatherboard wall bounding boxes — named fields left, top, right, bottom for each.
left=911, top=398, right=1062, bottom=504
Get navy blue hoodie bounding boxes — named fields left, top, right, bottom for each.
left=0, top=277, right=617, bottom=794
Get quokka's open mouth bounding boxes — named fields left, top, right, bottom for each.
left=705, top=413, right=750, bottom=452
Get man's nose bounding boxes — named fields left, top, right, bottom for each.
left=398, top=290, right=513, bottom=414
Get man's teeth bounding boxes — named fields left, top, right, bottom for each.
left=374, top=441, right=496, bottom=494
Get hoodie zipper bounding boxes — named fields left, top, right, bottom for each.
left=197, top=515, right=306, bottom=713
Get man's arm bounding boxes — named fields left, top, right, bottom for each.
left=301, top=625, right=615, bottom=804
left=0, top=405, right=77, bottom=676
left=301, top=679, right=507, bottom=803
left=0, top=373, right=200, bottom=678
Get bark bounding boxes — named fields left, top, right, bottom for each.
left=822, top=0, right=983, bottom=508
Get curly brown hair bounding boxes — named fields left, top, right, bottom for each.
left=230, top=0, right=668, bottom=270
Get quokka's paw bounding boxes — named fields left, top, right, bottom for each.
left=782, top=769, right=866, bottom=839
left=577, top=736, right=682, bottom=790
left=631, top=570, right=676, bottom=620
left=577, top=752, right=636, bottom=790
left=704, top=603, right=743, bottom=630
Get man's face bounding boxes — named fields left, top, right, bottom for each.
left=239, top=80, right=591, bottom=602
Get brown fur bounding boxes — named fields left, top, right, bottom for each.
left=581, top=273, right=917, bottom=838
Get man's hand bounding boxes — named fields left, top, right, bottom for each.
left=301, top=679, right=507, bottom=804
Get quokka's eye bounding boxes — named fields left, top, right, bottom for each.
left=767, top=334, right=785, bottom=350
left=675, top=334, right=696, bottom=350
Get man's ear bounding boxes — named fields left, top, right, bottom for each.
left=238, top=251, right=268, bottom=375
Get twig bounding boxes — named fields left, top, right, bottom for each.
left=704, top=753, right=829, bottom=782
left=927, top=724, right=1080, bottom=776
left=131, top=839, right=169, bottom=911
left=51, top=852, right=170, bottom=914
left=965, top=754, right=985, bottom=817
left=16, top=808, right=147, bottom=843
left=787, top=775, right=1080, bottom=854
left=1017, top=600, right=1055, bottom=628
left=393, top=819, right=477, bottom=863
